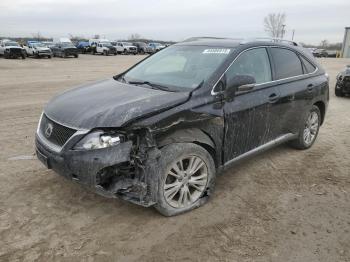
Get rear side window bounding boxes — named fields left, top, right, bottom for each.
left=226, top=48, right=272, bottom=84
left=271, top=48, right=303, bottom=79
left=300, top=56, right=316, bottom=74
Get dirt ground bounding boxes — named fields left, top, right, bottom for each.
left=0, top=54, right=349, bottom=262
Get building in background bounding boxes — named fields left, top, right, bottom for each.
left=341, top=27, right=350, bottom=58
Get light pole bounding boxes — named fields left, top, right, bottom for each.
left=281, top=24, right=286, bottom=39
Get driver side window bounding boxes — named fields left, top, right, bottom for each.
left=226, top=48, right=272, bottom=85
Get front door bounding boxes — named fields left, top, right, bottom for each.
left=223, top=47, right=281, bottom=162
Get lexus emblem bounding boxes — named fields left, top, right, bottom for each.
left=45, top=123, right=53, bottom=138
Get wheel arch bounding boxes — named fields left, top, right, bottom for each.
left=156, top=128, right=217, bottom=167
left=313, top=100, right=326, bottom=125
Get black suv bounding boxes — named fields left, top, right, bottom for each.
left=133, top=42, right=153, bottom=54
left=35, top=38, right=329, bottom=216
left=335, top=65, right=350, bottom=97
left=51, top=42, right=79, bottom=58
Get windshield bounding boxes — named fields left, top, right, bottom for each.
left=101, top=43, right=113, bottom=47
left=61, top=42, right=75, bottom=47
left=122, top=42, right=133, bottom=46
left=123, top=45, right=233, bottom=90
left=32, top=43, right=45, bottom=48
left=5, top=42, right=19, bottom=47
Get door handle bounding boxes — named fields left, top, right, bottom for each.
left=268, top=93, right=280, bottom=103
left=307, top=83, right=314, bottom=92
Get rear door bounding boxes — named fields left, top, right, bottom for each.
left=223, top=47, right=281, bottom=162
left=269, top=47, right=317, bottom=135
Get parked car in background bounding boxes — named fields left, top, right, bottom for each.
left=42, top=41, right=55, bottom=49
left=326, top=50, right=337, bottom=58
left=89, top=39, right=117, bottom=56
left=24, top=41, right=52, bottom=58
left=335, top=65, right=350, bottom=97
left=132, top=42, right=153, bottom=54
left=35, top=38, right=329, bottom=216
left=312, top=49, right=328, bottom=58
left=148, top=42, right=165, bottom=52
left=51, top=42, right=79, bottom=58
left=114, top=42, right=138, bottom=54
left=0, top=40, right=26, bottom=59
left=76, top=41, right=91, bottom=54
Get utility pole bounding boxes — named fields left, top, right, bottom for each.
left=281, top=24, right=286, bottom=39
left=292, top=29, right=295, bottom=41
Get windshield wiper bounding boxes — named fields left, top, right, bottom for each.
left=128, top=81, right=172, bottom=92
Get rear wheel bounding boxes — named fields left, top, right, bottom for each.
left=154, top=143, right=216, bottom=216
left=289, top=105, right=321, bottom=150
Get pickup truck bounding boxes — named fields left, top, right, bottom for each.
left=24, top=41, right=52, bottom=58
left=90, top=41, right=117, bottom=56
left=114, top=42, right=138, bottom=55
left=51, top=42, right=79, bottom=58
left=0, top=40, right=26, bottom=59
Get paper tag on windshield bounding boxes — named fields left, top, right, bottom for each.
left=203, top=49, right=230, bottom=54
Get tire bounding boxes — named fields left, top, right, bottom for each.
left=124, top=49, right=128, bottom=55
left=335, top=86, right=344, bottom=97
left=289, top=105, right=321, bottom=150
left=48, top=55, right=52, bottom=59
left=74, top=54, right=79, bottom=58
left=154, top=143, right=216, bottom=216
left=21, top=54, right=26, bottom=59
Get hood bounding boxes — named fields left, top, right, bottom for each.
left=44, top=78, right=190, bottom=129
left=35, top=47, right=51, bottom=52
left=7, top=46, right=23, bottom=49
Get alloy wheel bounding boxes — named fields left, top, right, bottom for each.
left=303, top=111, right=319, bottom=146
left=164, top=155, right=208, bottom=208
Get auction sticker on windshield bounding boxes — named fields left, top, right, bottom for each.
left=203, top=49, right=230, bottom=54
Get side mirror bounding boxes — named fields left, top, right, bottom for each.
left=225, top=75, right=256, bottom=98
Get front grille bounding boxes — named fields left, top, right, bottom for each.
left=39, top=114, right=76, bottom=147
left=10, top=48, right=22, bottom=54
left=66, top=48, right=77, bottom=54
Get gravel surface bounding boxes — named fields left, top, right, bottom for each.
left=0, top=55, right=349, bottom=262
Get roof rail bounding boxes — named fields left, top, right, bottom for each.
left=243, top=37, right=299, bottom=46
left=182, top=36, right=243, bottom=42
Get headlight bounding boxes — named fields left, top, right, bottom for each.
left=74, top=131, right=124, bottom=150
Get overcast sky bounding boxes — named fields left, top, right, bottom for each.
left=0, top=0, right=348, bottom=44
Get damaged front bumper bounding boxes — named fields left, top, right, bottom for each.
left=35, top=135, right=156, bottom=207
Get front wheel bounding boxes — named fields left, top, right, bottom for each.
left=154, top=143, right=216, bottom=216
left=289, top=105, right=321, bottom=150
left=335, top=86, right=344, bottom=97
left=74, top=54, right=79, bottom=58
